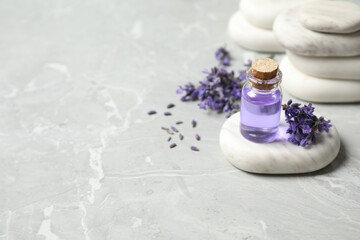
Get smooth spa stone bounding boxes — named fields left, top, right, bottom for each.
left=281, top=56, right=360, bottom=103
left=219, top=112, right=340, bottom=174
left=228, top=11, right=285, bottom=52
left=273, top=7, right=360, bottom=57
left=298, top=1, right=360, bottom=34
left=240, top=0, right=310, bottom=30
left=287, top=51, right=360, bottom=80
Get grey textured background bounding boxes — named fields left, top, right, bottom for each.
left=0, top=0, right=359, bottom=239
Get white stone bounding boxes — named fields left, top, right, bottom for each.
left=273, top=8, right=360, bottom=57
left=281, top=56, right=360, bottom=103
left=287, top=51, right=360, bottom=80
left=240, top=0, right=309, bottom=30
left=298, top=1, right=360, bottom=34
left=219, top=112, right=340, bottom=174
left=228, top=11, right=285, bottom=53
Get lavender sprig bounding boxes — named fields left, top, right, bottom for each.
left=177, top=48, right=248, bottom=118
left=282, top=99, right=332, bottom=147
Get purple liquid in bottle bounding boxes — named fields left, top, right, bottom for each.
left=240, top=59, right=282, bottom=143
left=240, top=88, right=282, bottom=142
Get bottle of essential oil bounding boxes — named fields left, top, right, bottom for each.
left=240, top=58, right=282, bottom=143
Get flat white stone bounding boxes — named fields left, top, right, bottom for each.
left=219, top=112, right=340, bottom=174
left=273, top=8, right=360, bottom=56
left=287, top=51, right=360, bottom=80
left=298, top=1, right=360, bottom=34
left=240, top=0, right=310, bottom=30
left=281, top=56, right=360, bottom=103
left=228, top=11, right=285, bottom=53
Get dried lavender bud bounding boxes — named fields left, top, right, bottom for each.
left=148, top=110, right=157, bottom=115
left=176, top=121, right=183, bottom=125
left=171, top=126, right=178, bottom=133
left=161, top=126, right=169, bottom=131
left=244, top=59, right=252, bottom=67
left=179, top=133, right=184, bottom=140
left=164, top=112, right=172, bottom=116
left=166, top=130, right=174, bottom=135
left=170, top=143, right=177, bottom=148
left=215, top=47, right=231, bottom=66
left=167, top=103, right=175, bottom=109
left=195, top=134, right=200, bottom=141
left=167, top=137, right=172, bottom=142
left=190, top=146, right=199, bottom=151
left=282, top=99, right=332, bottom=147
left=191, top=120, right=197, bottom=128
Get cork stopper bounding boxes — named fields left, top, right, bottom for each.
left=251, top=58, right=278, bottom=80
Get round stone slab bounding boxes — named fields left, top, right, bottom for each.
left=298, top=1, right=360, bottom=34
left=228, top=11, right=284, bottom=53
left=240, top=0, right=309, bottom=30
left=287, top=51, right=360, bottom=80
left=219, top=112, right=340, bottom=174
left=273, top=8, right=360, bottom=56
left=281, top=56, right=360, bottom=103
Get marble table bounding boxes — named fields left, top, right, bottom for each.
left=0, top=0, right=360, bottom=239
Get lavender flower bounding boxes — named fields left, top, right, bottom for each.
left=164, top=112, right=172, bottom=116
left=167, top=137, right=172, bottom=142
left=179, top=133, right=184, bottom=140
left=215, top=47, right=231, bottom=66
left=190, top=146, right=199, bottom=151
left=148, top=110, right=157, bottom=115
left=195, top=134, right=200, bottom=141
left=177, top=64, right=246, bottom=118
left=170, top=143, right=177, bottom=148
left=191, top=120, right=197, bottom=128
left=167, top=103, right=175, bottom=109
left=282, top=99, right=332, bottom=147
left=161, top=126, right=169, bottom=131
left=176, top=121, right=183, bottom=125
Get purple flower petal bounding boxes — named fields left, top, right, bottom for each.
left=195, top=134, right=200, bottom=141
left=147, top=110, right=157, bottom=115
left=192, top=120, right=197, bottom=128
left=171, top=126, right=178, bottom=133
left=167, top=103, right=175, bottom=109
left=190, top=146, right=199, bottom=151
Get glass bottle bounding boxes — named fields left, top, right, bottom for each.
left=240, top=58, right=282, bottom=143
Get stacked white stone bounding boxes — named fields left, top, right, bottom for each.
left=228, top=0, right=309, bottom=53
left=274, top=1, right=360, bottom=103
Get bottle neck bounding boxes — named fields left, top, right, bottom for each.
left=246, top=68, right=282, bottom=92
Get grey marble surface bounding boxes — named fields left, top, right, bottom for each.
left=0, top=0, right=360, bottom=239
